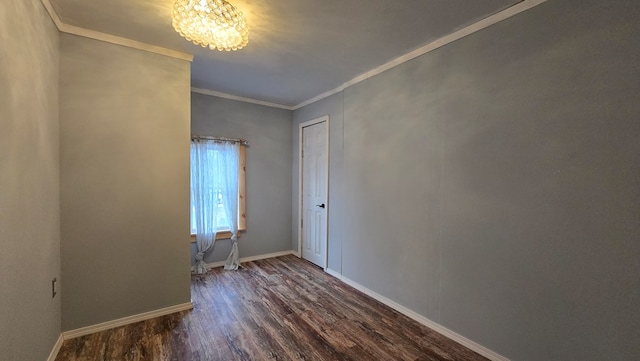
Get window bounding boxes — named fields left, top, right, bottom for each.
left=190, top=140, right=246, bottom=241
left=190, top=189, right=230, bottom=233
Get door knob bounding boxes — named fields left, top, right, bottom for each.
left=316, top=203, right=325, bottom=208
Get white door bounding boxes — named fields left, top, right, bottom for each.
left=301, top=119, right=328, bottom=268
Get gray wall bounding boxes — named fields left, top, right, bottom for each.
left=0, top=1, right=61, bottom=360
left=191, top=93, right=293, bottom=264
left=292, top=1, right=640, bottom=360
left=60, top=34, right=192, bottom=330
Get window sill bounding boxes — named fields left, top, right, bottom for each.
left=190, top=230, right=244, bottom=243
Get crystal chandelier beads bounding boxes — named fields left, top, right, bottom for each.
left=172, top=0, right=249, bottom=51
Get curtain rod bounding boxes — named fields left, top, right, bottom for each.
left=191, top=135, right=248, bottom=145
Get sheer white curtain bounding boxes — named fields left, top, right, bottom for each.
left=191, top=139, right=240, bottom=274
left=221, top=144, right=240, bottom=270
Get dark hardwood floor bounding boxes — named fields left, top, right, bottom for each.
left=55, top=255, right=488, bottom=360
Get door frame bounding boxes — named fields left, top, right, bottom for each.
left=297, top=115, right=330, bottom=268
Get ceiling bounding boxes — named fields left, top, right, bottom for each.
left=49, top=0, right=521, bottom=107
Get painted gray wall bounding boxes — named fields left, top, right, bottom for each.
left=0, top=1, right=61, bottom=359
left=293, top=1, right=640, bottom=360
left=292, top=93, right=344, bottom=272
left=191, top=93, right=293, bottom=264
left=60, top=34, right=192, bottom=330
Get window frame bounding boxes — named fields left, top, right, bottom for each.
left=190, top=143, right=246, bottom=242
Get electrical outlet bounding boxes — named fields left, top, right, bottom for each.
left=52, top=278, right=57, bottom=298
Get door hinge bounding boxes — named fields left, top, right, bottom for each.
left=301, top=218, right=303, bottom=228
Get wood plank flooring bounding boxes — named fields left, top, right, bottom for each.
left=55, top=255, right=488, bottom=361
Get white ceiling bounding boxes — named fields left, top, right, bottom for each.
left=49, top=0, right=521, bottom=107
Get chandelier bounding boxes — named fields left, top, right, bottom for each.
left=172, top=0, right=249, bottom=51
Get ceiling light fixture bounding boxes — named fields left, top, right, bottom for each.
left=172, top=0, right=249, bottom=51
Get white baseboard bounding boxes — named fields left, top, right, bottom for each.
left=324, top=268, right=341, bottom=279
left=192, top=250, right=296, bottom=271
left=62, top=302, right=194, bottom=340
left=325, top=270, right=509, bottom=361
left=46, top=333, right=64, bottom=361
left=49, top=256, right=504, bottom=360
left=47, top=302, right=193, bottom=360
left=237, top=250, right=296, bottom=263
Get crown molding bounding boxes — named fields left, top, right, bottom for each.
left=191, top=87, right=294, bottom=110
left=39, top=0, right=548, bottom=111
left=60, top=23, right=193, bottom=62
left=39, top=0, right=193, bottom=62
left=292, top=0, right=548, bottom=110
left=39, top=0, right=64, bottom=30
